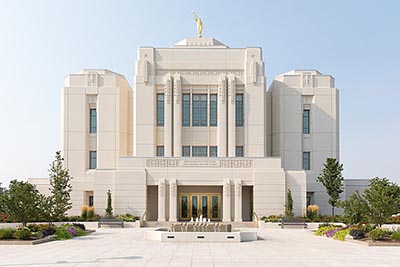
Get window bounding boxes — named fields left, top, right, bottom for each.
left=303, top=152, right=310, bottom=170
left=306, top=192, right=314, bottom=207
left=209, top=146, right=217, bottom=157
left=182, top=94, right=190, bottom=126
left=89, top=196, right=94, bottom=207
left=303, top=109, right=310, bottom=134
left=89, top=108, right=97, bottom=133
left=182, top=146, right=190, bottom=157
left=236, top=94, right=243, bottom=127
left=235, top=146, right=244, bottom=157
left=210, top=94, right=217, bottom=126
left=157, top=94, right=164, bottom=126
left=89, top=151, right=97, bottom=169
left=192, top=94, right=207, bottom=126
left=156, top=146, right=164, bottom=157
left=192, top=146, right=207, bottom=157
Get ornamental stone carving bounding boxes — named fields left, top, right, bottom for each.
left=223, top=180, right=231, bottom=198
left=170, top=179, right=177, bottom=198
left=142, top=60, right=149, bottom=84
left=156, top=70, right=244, bottom=76
left=235, top=180, right=242, bottom=198
left=218, top=75, right=227, bottom=104
left=164, top=74, right=172, bottom=104
left=145, top=159, right=253, bottom=168
left=159, top=179, right=165, bottom=198
left=173, top=75, right=182, bottom=104
left=87, top=73, right=98, bottom=87
left=303, top=73, right=313, bottom=88
left=228, top=75, right=236, bottom=104
left=250, top=60, right=257, bottom=85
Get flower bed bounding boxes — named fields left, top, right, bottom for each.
left=0, top=223, right=92, bottom=245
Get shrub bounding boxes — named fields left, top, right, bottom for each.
left=315, top=224, right=341, bottom=236
left=390, top=231, right=400, bottom=241
left=325, top=228, right=343, bottom=238
left=0, top=228, right=15, bottom=239
left=333, top=229, right=350, bottom=241
left=27, top=224, right=39, bottom=232
left=87, top=207, right=95, bottom=221
left=81, top=205, right=89, bottom=221
left=41, top=227, right=56, bottom=238
left=74, top=227, right=87, bottom=237
left=55, top=228, right=73, bottom=240
left=261, top=215, right=282, bottom=223
left=73, top=223, right=86, bottom=231
left=15, top=227, right=31, bottom=240
left=368, top=228, right=387, bottom=241
left=67, top=227, right=77, bottom=237
left=116, top=213, right=136, bottom=222
left=307, top=205, right=319, bottom=221
left=349, top=229, right=365, bottom=239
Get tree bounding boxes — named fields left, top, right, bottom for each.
left=48, top=151, right=73, bottom=220
left=0, top=182, right=5, bottom=212
left=317, top=158, right=344, bottom=216
left=105, top=190, right=113, bottom=217
left=284, top=189, right=294, bottom=217
left=364, top=177, right=400, bottom=226
left=340, top=191, right=368, bottom=224
left=3, top=180, right=41, bottom=226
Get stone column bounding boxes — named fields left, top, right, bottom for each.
left=234, top=180, right=242, bottom=222
left=217, top=74, right=227, bottom=157
left=157, top=179, right=166, bottom=221
left=228, top=74, right=236, bottom=157
left=164, top=74, right=172, bottom=157
left=223, top=179, right=231, bottom=222
left=173, top=74, right=182, bottom=157
left=169, top=179, right=177, bottom=222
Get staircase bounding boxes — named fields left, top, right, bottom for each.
left=142, top=221, right=258, bottom=228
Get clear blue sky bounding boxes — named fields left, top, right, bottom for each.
left=0, top=0, right=399, bottom=187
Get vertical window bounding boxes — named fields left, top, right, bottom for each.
left=236, top=94, right=243, bottom=127
left=303, top=109, right=310, bottom=134
left=182, top=94, right=190, bottom=126
left=192, top=146, right=207, bottom=157
left=303, top=152, right=310, bottom=170
left=210, top=94, right=217, bottom=126
left=89, top=151, right=97, bottom=169
left=89, top=196, right=94, bottom=207
left=157, top=94, right=164, bottom=126
left=182, top=146, right=190, bottom=157
left=209, top=146, right=217, bottom=157
left=89, top=108, right=97, bottom=133
left=235, top=146, right=244, bottom=157
left=192, top=94, right=207, bottom=126
left=157, top=146, right=164, bottom=157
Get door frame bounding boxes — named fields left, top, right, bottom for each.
left=178, top=193, right=221, bottom=221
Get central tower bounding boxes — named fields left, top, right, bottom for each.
left=133, top=37, right=267, bottom=158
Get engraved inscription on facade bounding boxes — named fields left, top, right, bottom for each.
left=156, top=70, right=244, bottom=76
left=145, top=159, right=253, bottom=168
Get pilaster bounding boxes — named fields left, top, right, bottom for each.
left=157, top=179, right=166, bottom=221
left=169, top=179, right=177, bottom=222
left=228, top=74, right=236, bottom=157
left=234, top=180, right=242, bottom=222
left=218, top=74, right=227, bottom=157
left=164, top=74, right=172, bottom=157
left=223, top=179, right=231, bottom=222
left=173, top=74, right=182, bottom=157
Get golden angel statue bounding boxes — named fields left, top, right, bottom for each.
left=192, top=11, right=203, bottom=38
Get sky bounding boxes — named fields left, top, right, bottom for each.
left=0, top=0, right=399, bottom=187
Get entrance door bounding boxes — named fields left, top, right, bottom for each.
left=179, top=193, right=221, bottom=221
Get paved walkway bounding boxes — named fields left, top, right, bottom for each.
left=0, top=228, right=399, bottom=267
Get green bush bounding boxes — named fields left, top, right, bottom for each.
left=261, top=215, right=282, bottom=223
left=116, top=213, right=136, bottom=222
left=0, top=228, right=15, bottom=239
left=15, top=227, right=31, bottom=240
left=55, top=228, right=73, bottom=240
left=315, top=225, right=341, bottom=236
left=27, top=224, right=39, bottom=232
left=368, top=228, right=387, bottom=241
left=390, top=231, right=400, bottom=241
left=74, top=227, right=87, bottom=236
left=333, top=229, right=350, bottom=241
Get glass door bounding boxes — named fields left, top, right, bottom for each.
left=178, top=193, right=221, bottom=221
left=179, top=194, right=189, bottom=220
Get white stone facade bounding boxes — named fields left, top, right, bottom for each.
left=30, top=37, right=359, bottom=220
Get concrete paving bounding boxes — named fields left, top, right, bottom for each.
left=0, top=228, right=399, bottom=267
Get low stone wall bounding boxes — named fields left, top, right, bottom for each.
left=258, top=221, right=346, bottom=229
left=0, top=221, right=140, bottom=229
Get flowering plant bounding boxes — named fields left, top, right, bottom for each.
left=67, top=227, right=77, bottom=237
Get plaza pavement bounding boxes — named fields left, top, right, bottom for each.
left=0, top=228, right=399, bottom=267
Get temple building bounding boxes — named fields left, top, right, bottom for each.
left=30, top=37, right=365, bottom=222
